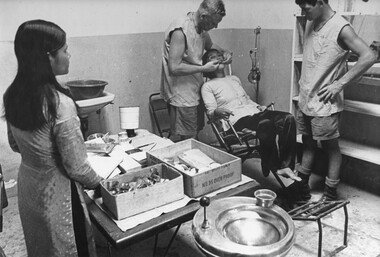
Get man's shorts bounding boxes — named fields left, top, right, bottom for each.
left=296, top=109, right=341, bottom=141
left=168, top=104, right=205, bottom=137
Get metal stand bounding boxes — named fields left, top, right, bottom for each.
left=288, top=200, right=350, bottom=257
left=80, top=117, right=89, bottom=139
left=106, top=241, right=112, bottom=257
left=248, top=26, right=261, bottom=103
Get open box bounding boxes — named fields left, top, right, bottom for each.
left=100, top=163, right=184, bottom=220
left=147, top=139, right=242, bottom=198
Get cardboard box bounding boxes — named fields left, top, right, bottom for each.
left=100, top=163, right=184, bottom=220
left=147, top=139, right=242, bottom=198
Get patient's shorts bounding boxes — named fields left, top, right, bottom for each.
left=296, top=109, right=341, bottom=141
left=168, top=104, right=205, bottom=137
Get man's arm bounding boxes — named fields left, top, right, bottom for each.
left=318, top=25, right=377, bottom=103
left=168, top=29, right=219, bottom=76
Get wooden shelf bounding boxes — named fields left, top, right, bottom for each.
left=339, top=139, right=380, bottom=165
left=293, top=56, right=380, bottom=76
left=296, top=135, right=380, bottom=165
left=294, top=12, right=372, bottom=18
left=357, top=76, right=380, bottom=87
left=347, top=62, right=380, bottom=76
left=344, top=100, right=380, bottom=117
left=292, top=96, right=380, bottom=117
left=293, top=54, right=303, bottom=62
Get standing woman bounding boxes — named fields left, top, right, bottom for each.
left=3, top=20, right=103, bottom=257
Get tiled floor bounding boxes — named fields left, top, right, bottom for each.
left=1, top=158, right=380, bottom=257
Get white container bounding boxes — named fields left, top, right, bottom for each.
left=119, top=106, right=140, bottom=130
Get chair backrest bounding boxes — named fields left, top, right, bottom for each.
left=149, top=93, right=171, bottom=138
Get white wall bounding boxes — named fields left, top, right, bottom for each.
left=2, top=0, right=379, bottom=42
left=1, top=0, right=379, bottom=181
left=0, top=0, right=301, bottom=41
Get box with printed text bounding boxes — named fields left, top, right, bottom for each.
left=146, top=139, right=242, bottom=198
left=100, top=163, right=184, bottom=220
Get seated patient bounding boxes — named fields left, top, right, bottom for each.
left=201, top=49, right=300, bottom=181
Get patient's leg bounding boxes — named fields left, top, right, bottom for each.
left=233, top=116, right=278, bottom=176
left=257, top=110, right=297, bottom=171
left=256, top=119, right=279, bottom=174
left=276, top=113, right=297, bottom=170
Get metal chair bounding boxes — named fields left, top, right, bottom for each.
left=206, top=103, right=288, bottom=189
left=149, top=93, right=172, bottom=139
left=207, top=115, right=260, bottom=162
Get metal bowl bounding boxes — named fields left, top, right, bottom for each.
left=192, top=196, right=295, bottom=257
left=66, top=80, right=108, bottom=100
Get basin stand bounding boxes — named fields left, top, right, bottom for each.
left=79, top=116, right=89, bottom=139
left=288, top=200, right=349, bottom=257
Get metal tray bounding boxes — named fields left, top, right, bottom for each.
left=86, top=143, right=115, bottom=154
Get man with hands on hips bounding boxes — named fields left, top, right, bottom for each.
left=293, top=0, right=376, bottom=202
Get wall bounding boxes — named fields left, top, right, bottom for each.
left=0, top=0, right=298, bottom=178
left=1, top=0, right=379, bottom=180
left=0, top=0, right=299, bottom=41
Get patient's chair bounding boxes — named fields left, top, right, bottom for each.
left=206, top=103, right=287, bottom=189
left=207, top=115, right=260, bottom=162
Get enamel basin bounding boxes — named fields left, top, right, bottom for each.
left=192, top=196, right=295, bottom=257
left=76, top=91, right=115, bottom=118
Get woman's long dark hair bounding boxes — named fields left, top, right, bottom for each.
left=3, top=19, right=72, bottom=131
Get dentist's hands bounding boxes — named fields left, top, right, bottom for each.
left=221, top=50, right=233, bottom=65
left=203, top=60, right=221, bottom=73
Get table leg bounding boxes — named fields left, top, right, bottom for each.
left=163, top=224, right=181, bottom=257
left=107, top=241, right=112, bottom=257
left=153, top=234, right=159, bottom=257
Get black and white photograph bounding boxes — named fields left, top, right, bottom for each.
left=0, top=0, right=379, bottom=256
